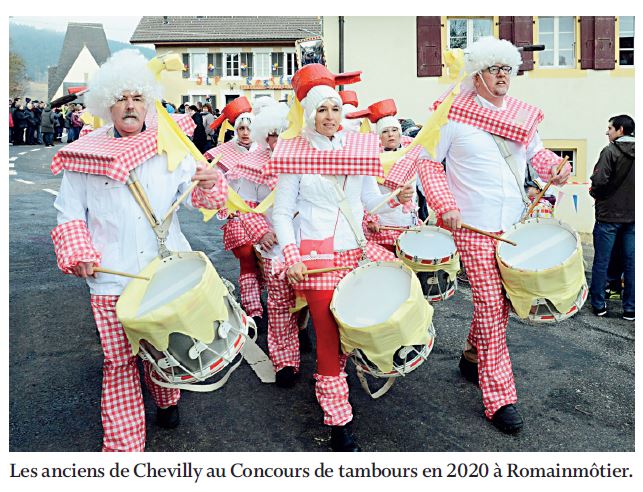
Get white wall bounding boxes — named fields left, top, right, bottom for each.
left=52, top=46, right=101, bottom=100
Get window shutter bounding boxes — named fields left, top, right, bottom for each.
left=182, top=53, right=190, bottom=79
left=580, top=17, right=595, bottom=69
left=417, top=17, right=442, bottom=77
left=514, top=17, right=535, bottom=71
left=498, top=16, right=513, bottom=41
left=594, top=16, right=616, bottom=69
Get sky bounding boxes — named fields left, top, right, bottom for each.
left=9, top=16, right=144, bottom=44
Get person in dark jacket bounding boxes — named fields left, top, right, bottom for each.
left=589, top=114, right=635, bottom=320
left=188, top=104, right=208, bottom=154
left=12, top=105, right=28, bottom=145
left=40, top=104, right=56, bottom=146
left=26, top=102, right=38, bottom=144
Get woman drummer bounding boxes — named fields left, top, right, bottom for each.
left=269, top=65, right=413, bottom=452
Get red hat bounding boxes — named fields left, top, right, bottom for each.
left=290, top=63, right=362, bottom=101
left=345, top=99, right=397, bottom=123
left=339, top=90, right=358, bottom=107
left=210, top=96, right=252, bottom=130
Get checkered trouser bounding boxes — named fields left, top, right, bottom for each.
left=264, top=258, right=301, bottom=372
left=238, top=273, right=263, bottom=318
left=451, top=229, right=517, bottom=419
left=90, top=295, right=180, bottom=452
left=314, top=356, right=352, bottom=426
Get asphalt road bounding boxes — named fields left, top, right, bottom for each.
left=8, top=141, right=635, bottom=453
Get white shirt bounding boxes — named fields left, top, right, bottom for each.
left=228, top=176, right=272, bottom=204
left=420, top=95, right=544, bottom=231
left=272, top=128, right=388, bottom=251
left=376, top=184, right=418, bottom=227
left=54, top=154, right=201, bottom=295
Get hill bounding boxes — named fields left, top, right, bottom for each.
left=8, top=22, right=155, bottom=83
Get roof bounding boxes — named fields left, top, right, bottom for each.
left=130, top=16, right=321, bottom=44
left=48, top=23, right=111, bottom=101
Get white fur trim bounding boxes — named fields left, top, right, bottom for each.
left=376, top=116, right=401, bottom=135
left=251, top=102, right=290, bottom=148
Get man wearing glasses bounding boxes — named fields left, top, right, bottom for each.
left=417, top=37, right=570, bottom=434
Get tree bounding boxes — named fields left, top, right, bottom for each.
left=10, top=50, right=28, bottom=98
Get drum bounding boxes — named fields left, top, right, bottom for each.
left=496, top=218, right=588, bottom=323
left=330, top=261, right=435, bottom=379
left=117, top=251, right=255, bottom=389
left=395, top=226, right=460, bottom=301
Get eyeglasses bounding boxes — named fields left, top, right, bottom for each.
left=485, top=65, right=513, bottom=75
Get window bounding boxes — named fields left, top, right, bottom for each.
left=225, top=53, right=240, bottom=77
left=619, top=16, right=634, bottom=66
left=271, top=53, right=284, bottom=76
left=285, top=52, right=297, bottom=76
left=182, top=54, right=190, bottom=79
left=181, top=95, right=189, bottom=104
left=448, top=18, right=493, bottom=49
left=538, top=16, right=576, bottom=68
left=550, top=149, right=576, bottom=175
left=191, top=53, right=207, bottom=78
left=208, top=53, right=223, bottom=77
left=240, top=53, right=253, bottom=77
left=254, top=52, right=271, bottom=78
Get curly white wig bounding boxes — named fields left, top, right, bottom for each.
left=253, top=96, right=278, bottom=115
left=465, top=36, right=522, bottom=79
left=251, top=102, right=290, bottom=149
left=85, top=49, right=162, bottom=123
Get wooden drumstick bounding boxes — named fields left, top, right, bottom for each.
left=368, top=176, right=416, bottom=215
left=93, top=267, right=150, bottom=281
left=379, top=225, right=413, bottom=232
left=461, top=223, right=517, bottom=246
left=304, top=266, right=353, bottom=275
left=161, top=154, right=221, bottom=223
left=525, top=156, right=569, bottom=218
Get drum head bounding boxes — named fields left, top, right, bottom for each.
left=498, top=221, right=577, bottom=271
left=137, top=254, right=206, bottom=317
left=333, top=264, right=411, bottom=327
left=398, top=227, right=456, bottom=260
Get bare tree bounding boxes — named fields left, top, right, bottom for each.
left=10, top=50, right=28, bottom=98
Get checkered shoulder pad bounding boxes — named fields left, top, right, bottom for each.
left=226, top=148, right=278, bottom=190
left=203, top=140, right=244, bottom=173
left=146, top=112, right=196, bottom=136
left=266, top=132, right=383, bottom=177
left=383, top=143, right=422, bottom=190
left=432, top=90, right=544, bottom=144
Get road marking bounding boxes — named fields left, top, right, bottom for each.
left=9, top=157, right=17, bottom=162
left=9, top=163, right=14, bottom=168
left=30, top=148, right=41, bottom=152
left=15, top=179, right=34, bottom=184
left=43, top=188, right=59, bottom=196
left=9, top=170, right=17, bottom=176
left=18, top=152, right=27, bottom=155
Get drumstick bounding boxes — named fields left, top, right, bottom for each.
left=525, top=156, right=569, bottom=218
left=161, top=154, right=221, bottom=223
left=93, top=267, right=150, bottom=281
left=126, top=180, right=157, bottom=228
left=130, top=169, right=158, bottom=224
left=461, top=223, right=517, bottom=246
left=304, top=266, right=353, bottom=275
left=368, top=176, right=416, bottom=215
left=379, top=225, right=412, bottom=232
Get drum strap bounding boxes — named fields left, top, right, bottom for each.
left=490, top=134, right=530, bottom=210
left=328, top=177, right=369, bottom=253
left=355, top=365, right=396, bottom=399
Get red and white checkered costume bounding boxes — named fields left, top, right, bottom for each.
left=203, top=139, right=250, bottom=173
left=418, top=90, right=566, bottom=420
left=91, top=295, right=179, bottom=452
left=263, top=257, right=301, bottom=373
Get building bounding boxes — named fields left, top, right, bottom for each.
left=323, top=16, right=635, bottom=233
left=47, top=23, right=111, bottom=103
left=130, top=16, right=321, bottom=110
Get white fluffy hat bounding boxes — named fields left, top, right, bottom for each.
left=251, top=102, right=290, bottom=149
left=464, top=36, right=522, bottom=78
left=85, top=49, right=162, bottom=123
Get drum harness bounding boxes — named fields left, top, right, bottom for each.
left=490, top=134, right=531, bottom=222
left=122, top=165, right=274, bottom=391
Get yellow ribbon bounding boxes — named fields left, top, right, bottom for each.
left=379, top=48, right=466, bottom=172
left=155, top=100, right=206, bottom=172
left=280, top=97, right=304, bottom=140
left=217, top=119, right=235, bottom=144
left=359, top=118, right=372, bottom=134
left=80, top=110, right=103, bottom=129
left=200, top=188, right=276, bottom=222
left=146, top=53, right=184, bottom=81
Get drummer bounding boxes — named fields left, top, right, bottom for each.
left=204, top=96, right=257, bottom=172
left=417, top=37, right=570, bottom=433
left=50, top=50, right=227, bottom=452
left=345, top=99, right=422, bottom=253
left=268, top=64, right=413, bottom=451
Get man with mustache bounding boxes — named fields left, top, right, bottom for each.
left=50, top=50, right=227, bottom=452
left=418, top=37, right=570, bottom=434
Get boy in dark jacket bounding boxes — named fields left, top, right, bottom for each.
left=589, top=115, right=635, bottom=320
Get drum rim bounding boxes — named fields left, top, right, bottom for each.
left=496, top=217, right=582, bottom=273
left=395, top=226, right=458, bottom=265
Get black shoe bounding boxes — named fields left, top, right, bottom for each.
left=298, top=326, right=313, bottom=354
left=459, top=353, right=479, bottom=385
left=623, top=311, right=635, bottom=321
left=592, top=305, right=607, bottom=317
left=156, top=405, right=180, bottom=429
left=275, top=366, right=297, bottom=388
left=491, top=404, right=523, bottom=434
left=330, top=424, right=361, bottom=452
